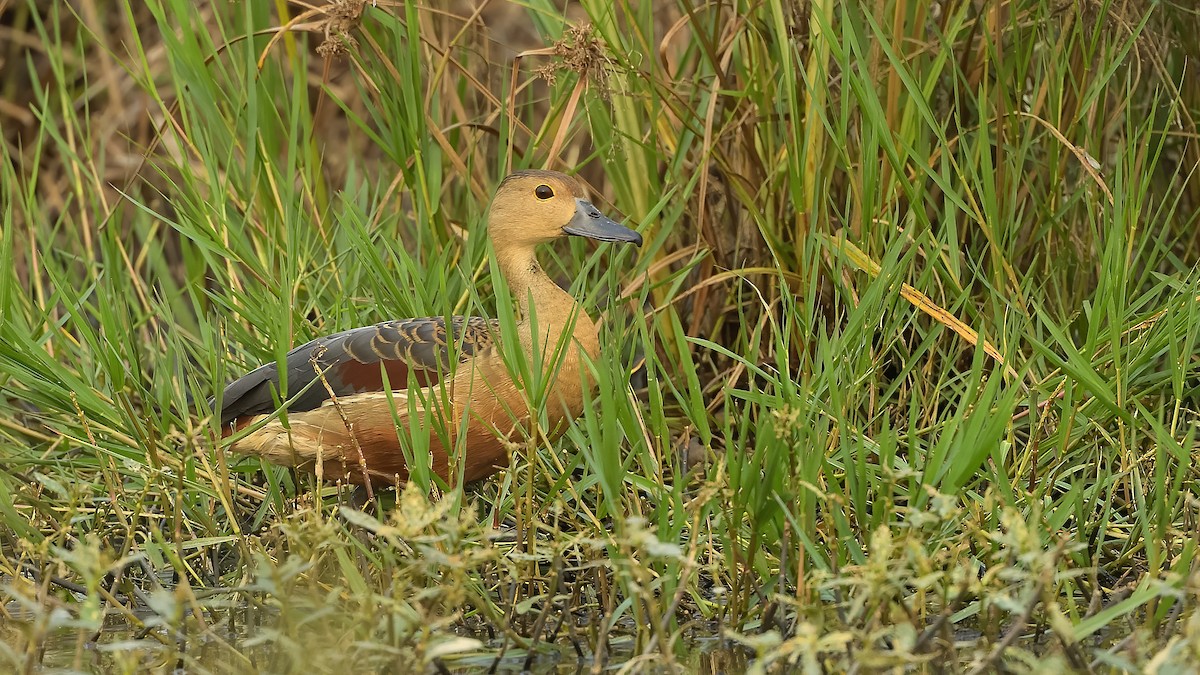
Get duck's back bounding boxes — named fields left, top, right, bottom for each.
left=217, top=316, right=500, bottom=432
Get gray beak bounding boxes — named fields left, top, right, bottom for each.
left=563, top=199, right=643, bottom=246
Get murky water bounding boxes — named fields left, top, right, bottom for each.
left=1, top=605, right=750, bottom=673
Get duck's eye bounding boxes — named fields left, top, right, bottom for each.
left=535, top=185, right=554, bottom=200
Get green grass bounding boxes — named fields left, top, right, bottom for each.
left=2, top=0, right=1199, bottom=672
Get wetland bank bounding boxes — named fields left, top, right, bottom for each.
left=2, top=0, right=1200, bottom=672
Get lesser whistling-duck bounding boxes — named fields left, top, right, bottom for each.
left=215, top=170, right=642, bottom=487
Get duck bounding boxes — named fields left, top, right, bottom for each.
left=213, top=170, right=642, bottom=488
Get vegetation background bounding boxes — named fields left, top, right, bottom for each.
left=1, top=0, right=1199, bottom=672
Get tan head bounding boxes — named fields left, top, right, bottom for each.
left=487, top=170, right=642, bottom=249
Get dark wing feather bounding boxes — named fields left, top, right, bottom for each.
left=217, top=316, right=498, bottom=428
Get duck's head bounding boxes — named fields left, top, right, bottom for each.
left=488, top=170, right=643, bottom=249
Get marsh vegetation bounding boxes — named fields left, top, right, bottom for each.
left=2, top=0, right=1199, bottom=672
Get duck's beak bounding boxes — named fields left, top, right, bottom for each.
left=563, top=199, right=643, bottom=246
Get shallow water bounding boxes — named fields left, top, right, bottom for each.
left=1, top=605, right=751, bottom=674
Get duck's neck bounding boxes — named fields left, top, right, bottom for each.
left=495, top=245, right=599, bottom=361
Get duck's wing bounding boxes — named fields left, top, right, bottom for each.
left=216, top=316, right=499, bottom=428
